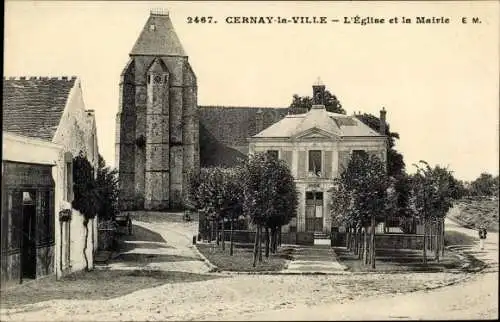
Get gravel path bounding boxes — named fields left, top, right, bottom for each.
left=0, top=272, right=469, bottom=321
left=221, top=217, right=499, bottom=320
left=1, top=215, right=495, bottom=321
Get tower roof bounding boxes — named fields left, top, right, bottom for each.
left=130, top=10, right=187, bottom=56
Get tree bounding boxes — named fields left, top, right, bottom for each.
left=355, top=113, right=405, bottom=176
left=332, top=152, right=389, bottom=269
left=289, top=90, right=346, bottom=114
left=72, top=151, right=99, bottom=271
left=470, top=173, right=499, bottom=197
left=95, top=154, right=119, bottom=221
left=242, top=153, right=298, bottom=266
left=187, top=166, right=245, bottom=255
left=411, top=161, right=455, bottom=264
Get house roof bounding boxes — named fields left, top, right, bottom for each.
left=253, top=105, right=382, bottom=138
left=130, top=11, right=186, bottom=56
left=198, top=105, right=288, bottom=148
left=2, top=76, right=77, bottom=141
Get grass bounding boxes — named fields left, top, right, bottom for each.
left=450, top=197, right=499, bottom=232
left=0, top=269, right=222, bottom=309
left=444, top=230, right=477, bottom=246
left=334, top=247, right=463, bottom=273
left=196, top=243, right=293, bottom=272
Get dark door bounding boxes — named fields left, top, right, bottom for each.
left=21, top=191, right=36, bottom=280
left=305, top=192, right=323, bottom=232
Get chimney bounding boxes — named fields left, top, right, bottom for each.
left=255, top=109, right=264, bottom=133
left=379, top=107, right=387, bottom=135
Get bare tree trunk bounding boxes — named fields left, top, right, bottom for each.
left=259, top=226, right=263, bottom=263
left=346, top=225, right=351, bottom=250
left=221, top=217, right=225, bottom=251
left=253, top=225, right=259, bottom=267
left=209, top=219, right=213, bottom=242
left=230, top=218, right=234, bottom=256
left=91, top=218, right=95, bottom=269
left=370, top=216, right=376, bottom=269
left=278, top=228, right=282, bottom=247
left=363, top=226, right=369, bottom=265
left=265, top=227, right=270, bottom=258
left=271, top=227, right=277, bottom=253
left=441, top=218, right=445, bottom=257
left=274, top=226, right=279, bottom=253
left=352, top=227, right=355, bottom=254
left=353, top=227, right=358, bottom=255
left=215, top=217, right=219, bottom=246
left=422, top=217, right=428, bottom=266
left=83, top=219, right=89, bottom=271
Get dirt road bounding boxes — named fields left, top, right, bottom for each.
left=1, top=215, right=496, bottom=321
left=222, top=217, right=498, bottom=320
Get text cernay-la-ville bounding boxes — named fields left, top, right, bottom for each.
left=223, top=16, right=451, bottom=24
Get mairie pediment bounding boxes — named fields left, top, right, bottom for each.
left=293, top=127, right=338, bottom=140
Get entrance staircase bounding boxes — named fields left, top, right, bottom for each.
left=314, top=232, right=330, bottom=245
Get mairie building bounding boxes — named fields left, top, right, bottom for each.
left=249, top=83, right=387, bottom=235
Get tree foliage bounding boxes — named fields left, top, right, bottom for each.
left=341, top=152, right=390, bottom=226
left=72, top=151, right=119, bottom=270
left=355, top=113, right=405, bottom=176
left=72, top=151, right=99, bottom=224
left=470, top=173, right=499, bottom=197
left=242, top=153, right=298, bottom=228
left=410, top=161, right=456, bottom=264
left=289, top=90, right=346, bottom=114
left=331, top=152, right=389, bottom=268
left=95, top=154, right=120, bottom=221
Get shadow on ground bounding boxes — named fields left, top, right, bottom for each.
left=114, top=225, right=173, bottom=254
left=334, top=247, right=462, bottom=272
left=0, top=269, right=223, bottom=309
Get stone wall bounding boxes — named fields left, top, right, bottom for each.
left=375, top=233, right=424, bottom=250
left=334, top=233, right=425, bottom=250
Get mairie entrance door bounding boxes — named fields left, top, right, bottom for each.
left=305, top=192, right=323, bottom=232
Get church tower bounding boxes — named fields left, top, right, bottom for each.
left=116, top=9, right=199, bottom=210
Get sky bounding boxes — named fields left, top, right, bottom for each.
left=4, top=1, right=499, bottom=181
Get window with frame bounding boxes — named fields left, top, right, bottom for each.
left=308, top=150, right=322, bottom=175
left=352, top=149, right=367, bottom=158
left=267, top=150, right=279, bottom=160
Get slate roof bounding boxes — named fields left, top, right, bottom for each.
left=2, top=77, right=76, bottom=141
left=130, top=12, right=186, bottom=56
left=198, top=106, right=288, bottom=148
left=253, top=105, right=382, bottom=138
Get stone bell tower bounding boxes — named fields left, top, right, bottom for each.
left=115, top=9, right=199, bottom=211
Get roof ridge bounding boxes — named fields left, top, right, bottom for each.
left=3, top=76, right=78, bottom=81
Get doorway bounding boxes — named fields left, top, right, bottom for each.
left=305, top=191, right=323, bottom=232
left=21, top=191, right=36, bottom=280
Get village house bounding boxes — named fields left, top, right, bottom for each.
left=2, top=76, right=99, bottom=287
left=248, top=81, right=388, bottom=238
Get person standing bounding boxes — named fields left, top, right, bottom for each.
left=478, top=225, right=487, bottom=250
